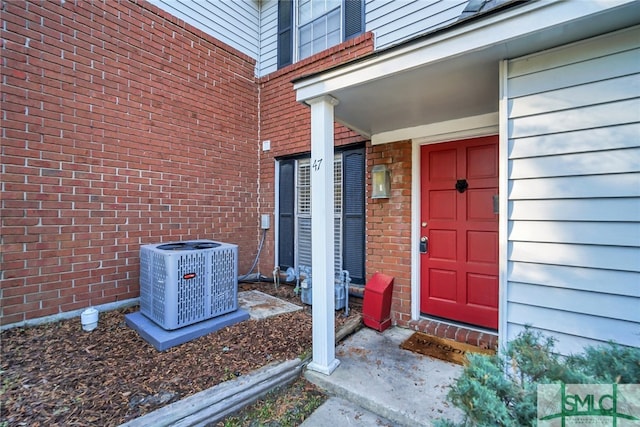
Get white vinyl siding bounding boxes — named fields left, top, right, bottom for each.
left=151, top=0, right=503, bottom=77
left=365, top=0, right=467, bottom=50
left=260, top=0, right=279, bottom=76
left=148, top=0, right=260, bottom=59
left=505, top=27, right=640, bottom=353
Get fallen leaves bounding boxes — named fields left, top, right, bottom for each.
left=3, top=312, right=279, bottom=424
left=1, top=283, right=360, bottom=426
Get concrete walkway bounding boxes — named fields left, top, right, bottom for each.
left=302, top=327, right=465, bottom=427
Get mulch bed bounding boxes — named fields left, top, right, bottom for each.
left=0, top=282, right=360, bottom=426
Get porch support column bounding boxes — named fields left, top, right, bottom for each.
left=307, top=95, right=340, bottom=376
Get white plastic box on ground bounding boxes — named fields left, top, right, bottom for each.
left=139, top=240, right=238, bottom=330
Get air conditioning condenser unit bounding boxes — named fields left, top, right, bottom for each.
left=139, top=240, right=238, bottom=330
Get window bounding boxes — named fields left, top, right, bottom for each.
left=298, top=0, right=341, bottom=60
left=277, top=0, right=364, bottom=68
left=278, top=147, right=365, bottom=284
left=295, top=157, right=343, bottom=272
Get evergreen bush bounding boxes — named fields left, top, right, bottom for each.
left=436, top=327, right=640, bottom=427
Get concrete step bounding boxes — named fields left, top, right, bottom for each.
left=303, top=327, right=465, bottom=427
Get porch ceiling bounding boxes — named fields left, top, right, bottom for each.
left=330, top=48, right=501, bottom=138
left=293, top=0, right=640, bottom=144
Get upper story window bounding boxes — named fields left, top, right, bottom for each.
left=298, top=0, right=341, bottom=60
left=278, top=0, right=364, bottom=69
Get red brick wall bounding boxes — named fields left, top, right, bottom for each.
left=0, top=0, right=259, bottom=324
left=367, top=141, right=413, bottom=318
left=257, top=33, right=374, bottom=274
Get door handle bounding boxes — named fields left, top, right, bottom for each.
left=420, top=236, right=428, bottom=254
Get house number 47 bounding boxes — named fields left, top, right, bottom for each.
left=312, top=158, right=323, bottom=171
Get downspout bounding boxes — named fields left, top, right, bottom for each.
left=256, top=0, right=263, bottom=277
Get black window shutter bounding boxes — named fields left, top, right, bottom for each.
left=277, top=0, right=293, bottom=68
left=344, top=0, right=364, bottom=40
left=342, top=148, right=365, bottom=284
left=278, top=160, right=295, bottom=268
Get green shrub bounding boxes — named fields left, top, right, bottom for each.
left=436, top=327, right=640, bottom=427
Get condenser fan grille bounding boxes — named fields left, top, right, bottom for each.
left=157, top=241, right=221, bottom=251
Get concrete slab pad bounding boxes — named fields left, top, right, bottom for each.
left=125, top=309, right=250, bottom=351
left=237, top=290, right=303, bottom=320
left=300, top=397, right=395, bottom=427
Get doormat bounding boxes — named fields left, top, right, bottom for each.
left=400, top=332, right=495, bottom=365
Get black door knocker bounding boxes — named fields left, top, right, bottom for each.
left=455, top=179, right=468, bottom=193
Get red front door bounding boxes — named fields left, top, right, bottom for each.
left=420, top=136, right=498, bottom=329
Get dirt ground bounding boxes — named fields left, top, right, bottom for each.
left=0, top=282, right=361, bottom=426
